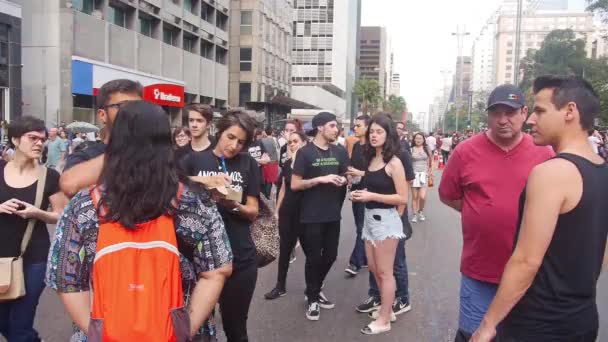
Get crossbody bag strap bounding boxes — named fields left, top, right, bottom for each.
left=19, top=166, right=47, bottom=256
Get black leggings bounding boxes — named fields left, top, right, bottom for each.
left=219, top=262, right=258, bottom=342
left=300, top=221, right=340, bottom=303
left=276, top=211, right=302, bottom=290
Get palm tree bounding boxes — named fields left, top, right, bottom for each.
left=383, top=95, right=407, bottom=119
left=354, top=78, right=381, bottom=115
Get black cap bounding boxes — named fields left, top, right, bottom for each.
left=486, top=84, right=525, bottom=111
left=311, top=111, right=337, bottom=135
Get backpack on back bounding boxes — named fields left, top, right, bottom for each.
left=87, top=185, right=190, bottom=342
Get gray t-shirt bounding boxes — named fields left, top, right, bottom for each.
left=411, top=147, right=429, bottom=173
left=46, top=138, right=66, bottom=167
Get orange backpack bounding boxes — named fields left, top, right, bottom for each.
left=87, top=184, right=190, bottom=342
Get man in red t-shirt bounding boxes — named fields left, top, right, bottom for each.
left=439, top=84, right=554, bottom=342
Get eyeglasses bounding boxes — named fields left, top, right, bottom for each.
left=101, top=101, right=131, bottom=111
left=24, top=134, right=46, bottom=144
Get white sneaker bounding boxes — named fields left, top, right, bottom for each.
left=418, top=212, right=426, bottom=221
left=411, top=213, right=418, bottom=223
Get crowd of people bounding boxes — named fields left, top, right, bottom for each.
left=0, top=75, right=607, bottom=342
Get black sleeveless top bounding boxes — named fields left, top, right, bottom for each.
left=364, top=164, right=396, bottom=209
left=278, top=159, right=301, bottom=216
left=502, top=153, right=608, bottom=340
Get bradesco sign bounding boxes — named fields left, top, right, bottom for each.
left=143, top=84, right=184, bottom=107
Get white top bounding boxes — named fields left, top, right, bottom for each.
left=426, top=136, right=437, bottom=151
left=588, top=136, right=601, bottom=154
left=441, top=137, right=452, bottom=152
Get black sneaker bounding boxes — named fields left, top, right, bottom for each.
left=344, top=264, right=359, bottom=276
left=356, top=296, right=381, bottom=313
left=392, top=297, right=412, bottom=315
left=318, top=292, right=335, bottom=309
left=264, top=287, right=286, bottom=300
left=306, top=302, right=320, bottom=321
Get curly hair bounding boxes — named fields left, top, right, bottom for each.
left=364, top=113, right=401, bottom=165
left=99, top=101, right=193, bottom=228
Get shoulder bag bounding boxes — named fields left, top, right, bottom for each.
left=0, top=166, right=47, bottom=301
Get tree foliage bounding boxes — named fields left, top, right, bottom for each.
left=354, top=78, right=382, bottom=115
left=519, top=29, right=608, bottom=125
left=383, top=94, right=407, bottom=120
left=587, top=0, right=608, bottom=21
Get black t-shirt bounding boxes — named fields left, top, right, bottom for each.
left=279, top=144, right=288, bottom=168
left=292, top=143, right=349, bottom=224
left=174, top=136, right=217, bottom=163
left=278, top=159, right=301, bottom=216
left=247, top=141, right=266, bottom=163
left=183, top=150, right=261, bottom=270
left=350, top=142, right=367, bottom=191
left=0, top=161, right=60, bottom=263
left=64, top=141, right=106, bottom=171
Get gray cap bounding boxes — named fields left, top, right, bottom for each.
left=486, top=84, right=525, bottom=111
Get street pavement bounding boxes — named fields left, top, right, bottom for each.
left=24, top=170, right=608, bottom=341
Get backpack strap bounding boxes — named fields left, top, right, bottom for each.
left=20, top=166, right=47, bottom=256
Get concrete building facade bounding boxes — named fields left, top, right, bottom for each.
left=16, top=0, right=230, bottom=126
left=290, top=0, right=360, bottom=122
left=390, top=73, right=400, bottom=97
left=495, top=11, right=595, bottom=85
left=228, top=0, right=292, bottom=111
left=359, top=26, right=388, bottom=99
left=0, top=0, right=20, bottom=122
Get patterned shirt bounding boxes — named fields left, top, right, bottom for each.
left=45, top=185, right=232, bottom=341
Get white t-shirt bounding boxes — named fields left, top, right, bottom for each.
left=441, top=137, right=452, bottom=152
left=426, top=136, right=437, bottom=151
left=589, top=136, right=601, bottom=154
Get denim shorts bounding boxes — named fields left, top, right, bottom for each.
left=362, top=207, right=405, bottom=245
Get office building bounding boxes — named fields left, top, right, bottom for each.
left=290, top=0, right=360, bottom=121
left=16, top=0, right=230, bottom=126
left=359, top=26, right=388, bottom=99
left=495, top=11, right=594, bottom=85
left=453, top=56, right=472, bottom=103
left=0, top=0, right=20, bottom=121
left=390, top=73, right=401, bottom=97
left=229, top=0, right=300, bottom=126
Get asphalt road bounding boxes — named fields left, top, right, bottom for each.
left=21, top=172, right=608, bottom=341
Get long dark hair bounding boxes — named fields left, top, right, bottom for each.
left=364, top=113, right=401, bottom=164
left=412, top=132, right=430, bottom=158
left=99, top=101, right=187, bottom=228
left=215, top=109, right=257, bottom=150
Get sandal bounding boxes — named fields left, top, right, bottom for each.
left=361, top=322, right=391, bottom=335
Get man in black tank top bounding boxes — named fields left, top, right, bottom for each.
left=472, top=76, right=608, bottom=342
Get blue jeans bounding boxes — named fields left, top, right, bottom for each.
left=349, top=201, right=367, bottom=268
left=0, top=262, right=46, bottom=342
left=458, top=274, right=498, bottom=335
left=368, top=238, right=409, bottom=300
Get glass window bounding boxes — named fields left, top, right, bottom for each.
left=163, top=26, right=178, bottom=46
left=239, top=83, right=251, bottom=106
left=140, top=16, right=153, bottom=37
left=184, top=36, right=197, bottom=53
left=73, top=0, right=95, bottom=14
left=216, top=47, right=227, bottom=64
left=240, top=48, right=252, bottom=71
left=108, top=5, right=126, bottom=28
left=241, top=11, right=253, bottom=35
left=216, top=12, right=228, bottom=31
left=201, top=39, right=214, bottom=59
left=201, top=2, right=215, bottom=23
left=184, top=0, right=194, bottom=13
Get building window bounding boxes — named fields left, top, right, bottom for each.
left=216, top=46, right=227, bottom=64
left=73, top=0, right=94, bottom=14
left=139, top=16, right=153, bottom=37
left=201, top=39, right=214, bottom=59
left=239, top=83, right=251, bottom=106
left=507, top=57, right=513, bottom=62
left=184, top=0, right=196, bottom=13
left=505, top=73, right=512, bottom=78
left=163, top=25, right=179, bottom=46
left=216, top=11, right=228, bottom=31
left=215, top=99, right=226, bottom=109
left=184, top=35, right=197, bottom=53
left=506, top=65, right=512, bottom=70
left=507, top=42, right=513, bottom=47
left=201, top=2, right=214, bottom=23
left=507, top=49, right=513, bottom=55
left=201, top=96, right=213, bottom=104
left=240, top=48, right=252, bottom=71
left=108, top=5, right=126, bottom=28
left=241, top=11, right=252, bottom=35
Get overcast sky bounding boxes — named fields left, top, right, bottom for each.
left=361, top=0, right=588, bottom=114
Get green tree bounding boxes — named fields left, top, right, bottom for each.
left=354, top=78, right=381, bottom=115
left=383, top=95, right=407, bottom=120
left=587, top=0, right=608, bottom=21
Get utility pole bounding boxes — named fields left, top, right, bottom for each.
left=452, top=25, right=470, bottom=133
left=514, top=0, right=524, bottom=86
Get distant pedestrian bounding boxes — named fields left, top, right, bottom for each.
left=439, top=84, right=554, bottom=342
left=472, top=76, right=608, bottom=342
left=45, top=127, right=66, bottom=171
left=410, top=132, right=432, bottom=223
left=173, top=126, right=191, bottom=149
left=440, top=133, right=452, bottom=164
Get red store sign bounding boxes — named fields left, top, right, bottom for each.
left=143, top=83, right=185, bottom=108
